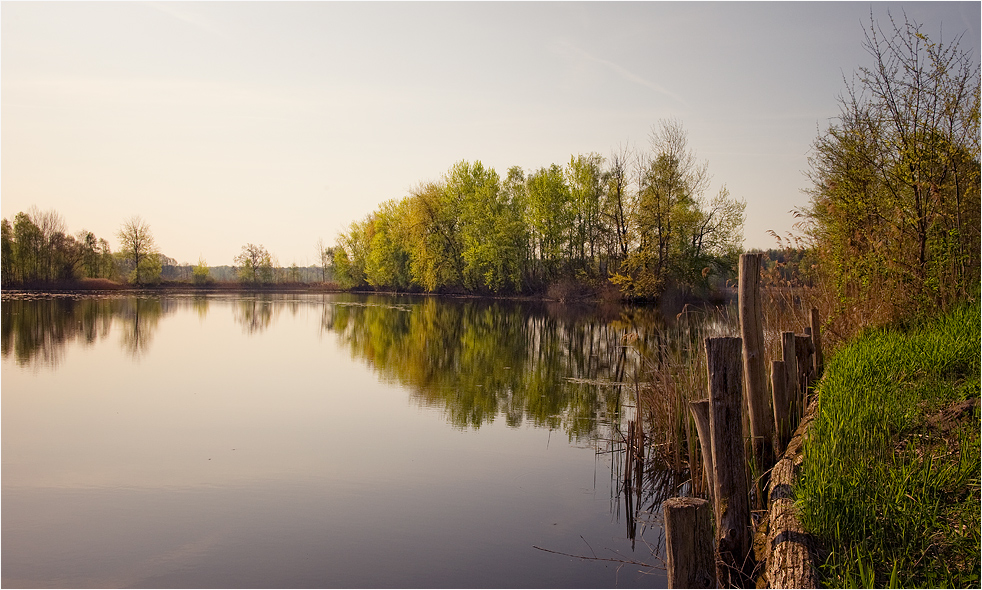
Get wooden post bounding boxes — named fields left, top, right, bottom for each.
left=795, top=335, right=813, bottom=410
left=705, top=337, right=753, bottom=586
left=738, top=253, right=774, bottom=474
left=688, top=399, right=715, bottom=509
left=664, top=497, right=716, bottom=589
left=781, top=331, right=799, bottom=425
left=810, top=308, right=824, bottom=378
left=771, top=360, right=791, bottom=451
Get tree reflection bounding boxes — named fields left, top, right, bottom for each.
left=233, top=295, right=276, bottom=334
left=1, top=295, right=162, bottom=368
left=117, top=297, right=165, bottom=359
left=323, top=295, right=655, bottom=439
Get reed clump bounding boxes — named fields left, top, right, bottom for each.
left=632, top=304, right=739, bottom=496
left=795, top=300, right=981, bottom=587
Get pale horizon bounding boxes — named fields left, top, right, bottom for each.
left=3, top=1, right=979, bottom=267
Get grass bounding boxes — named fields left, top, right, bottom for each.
left=796, top=300, right=981, bottom=588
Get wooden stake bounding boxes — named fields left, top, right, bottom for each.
left=810, top=308, right=824, bottom=378
left=795, top=335, right=813, bottom=410
left=689, top=399, right=715, bottom=509
left=771, top=359, right=791, bottom=451
left=739, top=253, right=774, bottom=474
left=781, top=331, right=799, bottom=425
left=664, top=497, right=716, bottom=589
left=705, top=337, right=753, bottom=586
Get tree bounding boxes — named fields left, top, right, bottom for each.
left=234, top=243, right=274, bottom=285
left=13, top=212, right=43, bottom=282
left=192, top=256, right=211, bottom=285
left=566, top=153, right=607, bottom=275
left=1, top=218, right=13, bottom=285
left=403, top=180, right=462, bottom=291
left=117, top=216, right=161, bottom=284
left=602, top=144, right=634, bottom=269
left=525, top=164, right=572, bottom=285
left=805, top=12, right=980, bottom=313
left=316, top=238, right=333, bottom=282
left=78, top=231, right=101, bottom=278
left=450, top=160, right=525, bottom=293
left=610, top=119, right=744, bottom=299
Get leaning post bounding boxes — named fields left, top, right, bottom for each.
left=738, top=252, right=774, bottom=474
left=688, top=399, right=716, bottom=509
left=706, top=337, right=753, bottom=587
left=795, top=335, right=813, bottom=408
left=771, top=359, right=791, bottom=451
left=781, top=331, right=799, bottom=425
left=810, top=308, right=824, bottom=379
left=664, top=497, right=716, bottom=589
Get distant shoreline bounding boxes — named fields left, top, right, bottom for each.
left=1, top=278, right=740, bottom=306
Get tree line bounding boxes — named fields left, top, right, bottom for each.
left=1, top=209, right=331, bottom=288
left=331, top=119, right=746, bottom=299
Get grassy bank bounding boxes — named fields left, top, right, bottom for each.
left=796, top=301, right=981, bottom=587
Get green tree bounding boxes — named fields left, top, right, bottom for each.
left=612, top=119, right=744, bottom=298
left=1, top=218, right=13, bottom=285
left=525, top=164, right=571, bottom=285
left=192, top=256, right=211, bottom=285
left=805, top=14, right=980, bottom=314
left=449, top=160, right=525, bottom=293
left=403, top=180, right=463, bottom=291
left=13, top=212, right=43, bottom=282
left=77, top=231, right=101, bottom=278
left=364, top=199, right=412, bottom=290
left=117, top=216, right=161, bottom=285
left=566, top=153, right=607, bottom=275
left=234, top=243, right=274, bottom=285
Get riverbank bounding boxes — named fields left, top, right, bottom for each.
left=794, top=301, right=981, bottom=587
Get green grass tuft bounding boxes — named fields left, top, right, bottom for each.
left=796, top=300, right=981, bottom=588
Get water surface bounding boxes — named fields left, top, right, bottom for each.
left=2, top=292, right=674, bottom=588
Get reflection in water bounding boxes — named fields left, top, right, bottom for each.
left=1, top=294, right=181, bottom=366
left=118, top=297, right=165, bottom=358
left=323, top=295, right=653, bottom=439
left=233, top=295, right=277, bottom=334
left=1, top=293, right=689, bottom=440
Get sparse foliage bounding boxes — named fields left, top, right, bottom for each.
left=117, top=216, right=161, bottom=285
left=234, top=243, right=274, bottom=285
left=804, top=12, right=980, bottom=319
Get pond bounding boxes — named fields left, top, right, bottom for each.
left=2, top=292, right=693, bottom=588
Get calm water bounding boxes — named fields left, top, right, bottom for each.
left=2, top=292, right=680, bottom=588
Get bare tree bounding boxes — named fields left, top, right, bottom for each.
left=117, top=216, right=159, bottom=284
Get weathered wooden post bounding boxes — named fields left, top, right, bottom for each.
left=664, top=497, right=716, bottom=589
left=781, top=331, right=799, bottom=424
left=810, top=308, right=824, bottom=378
left=706, top=337, right=753, bottom=587
left=795, top=335, right=813, bottom=409
left=738, top=253, right=774, bottom=474
left=771, top=359, right=791, bottom=451
left=688, top=399, right=715, bottom=509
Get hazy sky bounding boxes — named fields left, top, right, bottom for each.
left=2, top=1, right=979, bottom=267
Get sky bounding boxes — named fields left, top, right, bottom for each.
left=2, top=1, right=979, bottom=267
